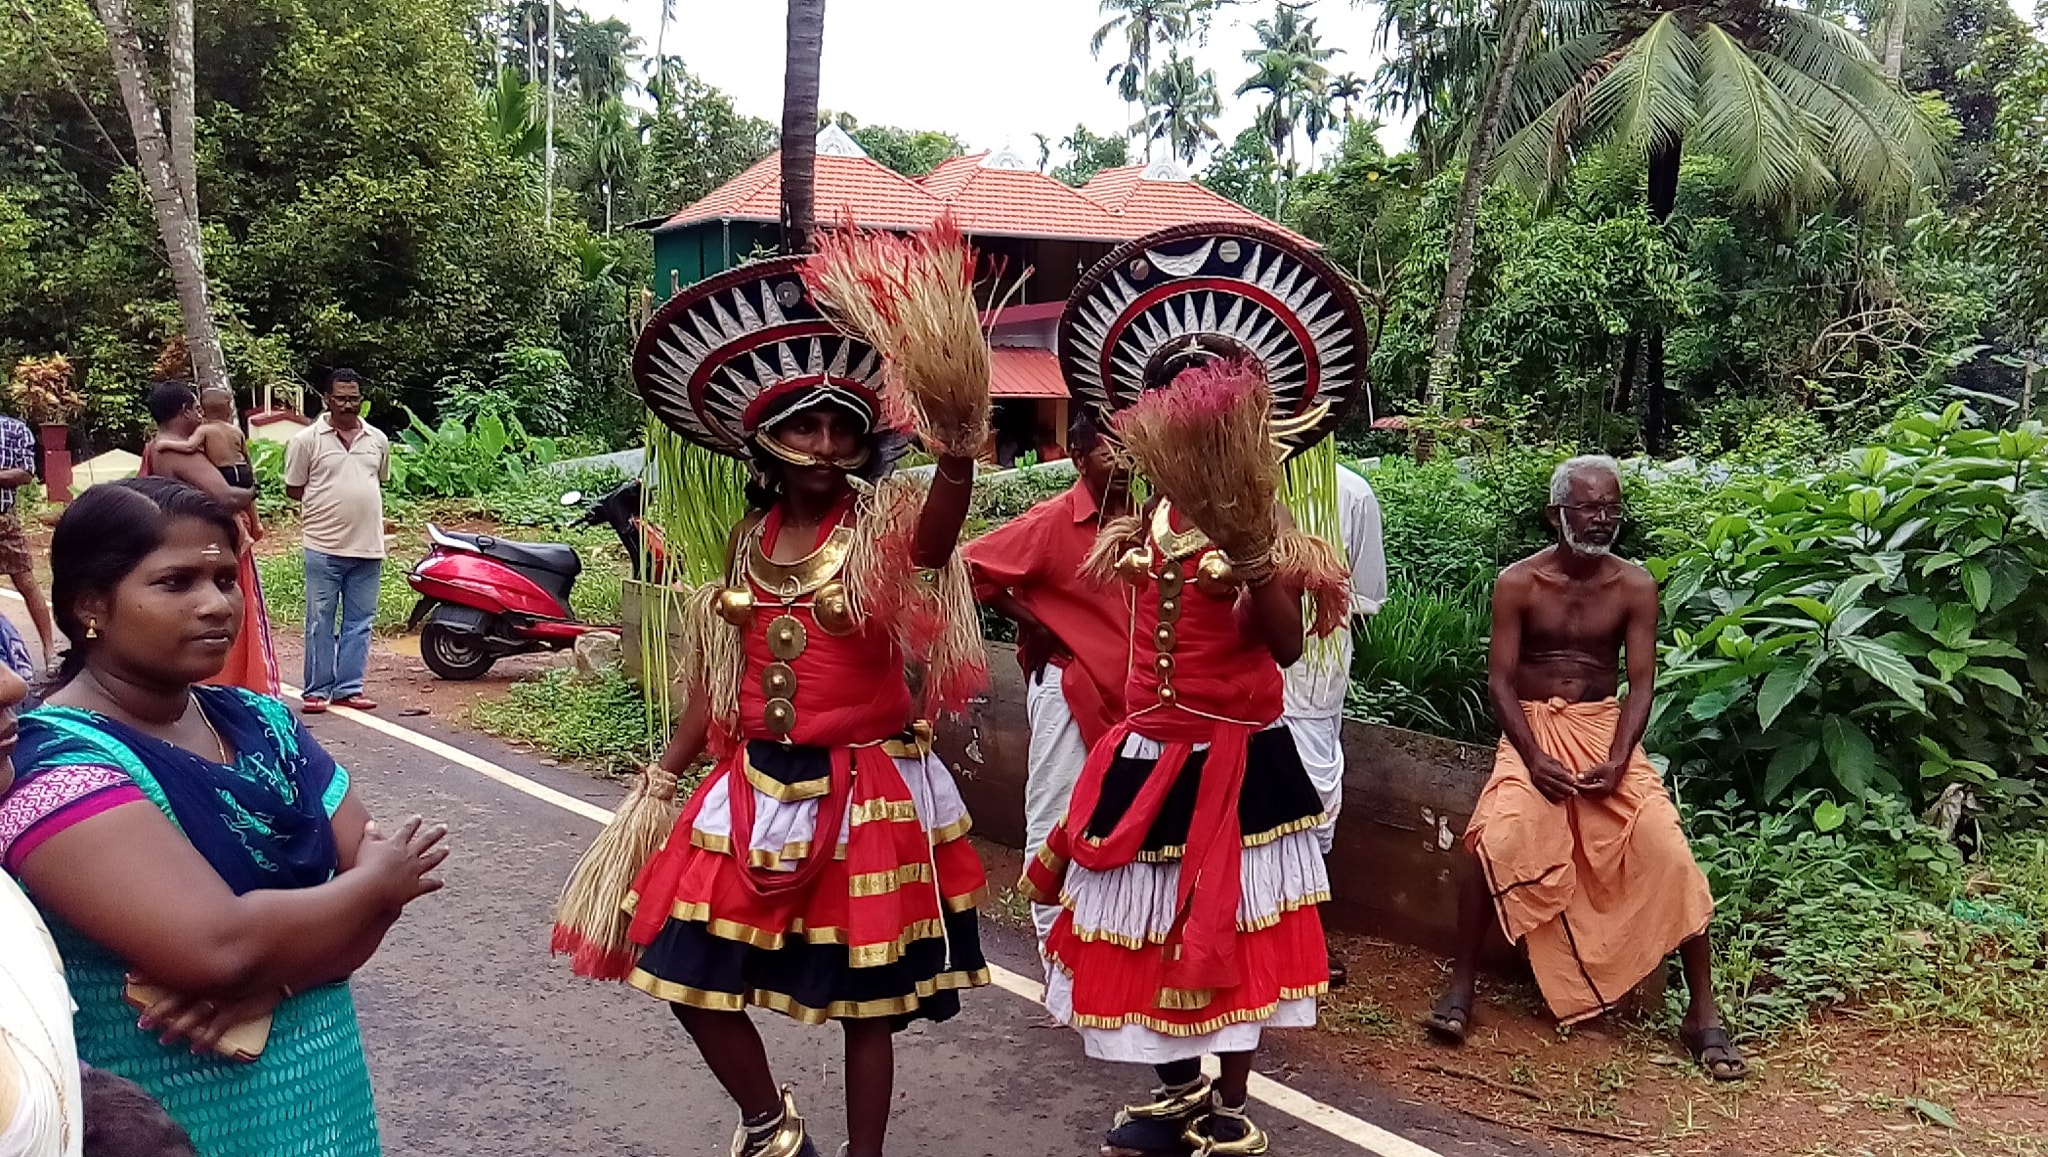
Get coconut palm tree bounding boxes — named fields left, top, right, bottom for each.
left=1140, top=52, right=1224, bottom=164
left=583, top=97, right=638, bottom=233
left=1490, top=0, right=1944, bottom=447
left=1328, top=70, right=1368, bottom=122
left=781, top=0, right=827, bottom=253
left=1237, top=3, right=1339, bottom=206
left=1091, top=0, right=1195, bottom=159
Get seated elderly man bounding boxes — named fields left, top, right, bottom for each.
left=1424, top=455, right=1747, bottom=1082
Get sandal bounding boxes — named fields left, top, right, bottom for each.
left=1422, top=991, right=1473, bottom=1046
left=1680, top=1024, right=1751, bottom=1082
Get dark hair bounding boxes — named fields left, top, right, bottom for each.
left=48, top=478, right=243, bottom=688
left=146, top=380, right=199, bottom=424
left=1069, top=407, right=1108, bottom=454
left=324, top=368, right=363, bottom=393
left=81, top=1066, right=199, bottom=1157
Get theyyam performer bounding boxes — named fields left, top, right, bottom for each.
left=550, top=221, right=995, bottom=1157
left=1026, top=223, right=1373, bottom=1156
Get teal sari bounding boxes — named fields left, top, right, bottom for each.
left=7, top=687, right=382, bottom=1157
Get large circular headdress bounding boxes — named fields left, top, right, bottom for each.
left=633, top=256, right=887, bottom=459
left=1059, top=223, right=1370, bottom=454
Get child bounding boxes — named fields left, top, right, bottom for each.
left=152, top=386, right=253, bottom=490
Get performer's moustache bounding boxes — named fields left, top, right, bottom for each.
left=753, top=432, right=873, bottom=473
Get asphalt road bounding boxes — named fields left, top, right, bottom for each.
left=1, top=595, right=1546, bottom=1157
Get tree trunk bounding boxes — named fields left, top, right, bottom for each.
left=167, top=0, right=197, bottom=220
left=1613, top=332, right=1639, bottom=413
left=779, top=0, right=826, bottom=255
left=1882, top=0, right=1909, bottom=81
left=543, top=0, right=557, bottom=227
left=1641, top=142, right=1681, bottom=454
left=1416, top=0, right=1539, bottom=462
left=92, top=0, right=228, bottom=395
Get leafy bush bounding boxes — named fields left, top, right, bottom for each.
left=387, top=409, right=572, bottom=500
left=1651, top=407, right=2048, bottom=823
left=434, top=345, right=578, bottom=437
left=468, top=666, right=661, bottom=776
left=1348, top=581, right=1492, bottom=741
left=965, top=460, right=1077, bottom=538
left=1688, top=793, right=2047, bottom=1037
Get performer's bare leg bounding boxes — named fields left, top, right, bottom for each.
left=672, top=1005, right=781, bottom=1120
left=841, top=1019, right=895, bottom=1156
left=1214, top=1052, right=1253, bottom=1107
left=1424, top=858, right=1490, bottom=1044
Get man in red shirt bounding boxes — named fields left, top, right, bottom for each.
left=965, top=410, right=1133, bottom=961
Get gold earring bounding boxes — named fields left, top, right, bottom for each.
left=85, top=621, right=98, bottom=639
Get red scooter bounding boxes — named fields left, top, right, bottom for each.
left=406, top=481, right=665, bottom=680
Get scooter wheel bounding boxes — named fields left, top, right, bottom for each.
left=421, top=620, right=497, bottom=681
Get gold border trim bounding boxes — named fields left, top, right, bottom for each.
left=627, top=967, right=993, bottom=1025
left=1061, top=984, right=1330, bottom=1038
left=1060, top=890, right=1331, bottom=949
left=745, top=524, right=857, bottom=599
left=744, top=751, right=831, bottom=803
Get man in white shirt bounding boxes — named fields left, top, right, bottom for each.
left=1282, top=463, right=1388, bottom=987
left=282, top=370, right=390, bottom=714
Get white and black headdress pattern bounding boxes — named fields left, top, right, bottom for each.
left=1059, top=223, right=1370, bottom=456
left=632, top=256, right=890, bottom=460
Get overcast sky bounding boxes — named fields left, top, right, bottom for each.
left=579, top=0, right=1402, bottom=164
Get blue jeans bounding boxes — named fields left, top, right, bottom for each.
left=303, top=550, right=381, bottom=700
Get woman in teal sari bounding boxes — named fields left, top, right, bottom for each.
left=0, top=478, right=450, bottom=1157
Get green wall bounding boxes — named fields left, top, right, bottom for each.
left=650, top=221, right=778, bottom=299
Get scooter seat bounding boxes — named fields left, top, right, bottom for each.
left=427, top=525, right=584, bottom=608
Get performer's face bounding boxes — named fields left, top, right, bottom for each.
left=768, top=404, right=866, bottom=497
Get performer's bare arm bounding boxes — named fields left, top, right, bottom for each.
left=1488, top=565, right=1578, bottom=803
left=655, top=694, right=712, bottom=780
left=1236, top=504, right=1305, bottom=667
left=910, top=454, right=976, bottom=569
left=1582, top=569, right=1660, bottom=798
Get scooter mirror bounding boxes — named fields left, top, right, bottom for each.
left=559, top=491, right=584, bottom=506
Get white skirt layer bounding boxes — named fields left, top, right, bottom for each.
left=687, top=752, right=972, bottom=871
left=1061, top=829, right=1330, bottom=946
left=1044, top=974, right=1319, bottom=1064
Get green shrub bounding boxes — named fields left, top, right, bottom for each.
left=468, top=666, right=660, bottom=776
left=1651, top=406, right=2048, bottom=823
left=1347, top=580, right=1492, bottom=740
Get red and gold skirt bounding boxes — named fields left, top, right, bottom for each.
left=624, top=734, right=990, bottom=1026
left=1026, top=725, right=1331, bottom=1062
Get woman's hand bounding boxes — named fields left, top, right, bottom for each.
left=135, top=982, right=282, bottom=1059
left=352, top=815, right=450, bottom=909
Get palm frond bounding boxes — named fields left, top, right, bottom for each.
left=1489, top=42, right=1630, bottom=199
left=1753, top=49, right=1941, bottom=209
left=1769, top=9, right=1885, bottom=86
left=1693, top=22, right=1833, bottom=208
left=1588, top=11, right=1701, bottom=158
left=1504, top=31, right=1611, bottom=137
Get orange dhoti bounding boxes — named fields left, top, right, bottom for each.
left=1465, top=698, right=1713, bottom=1025
left=206, top=517, right=280, bottom=697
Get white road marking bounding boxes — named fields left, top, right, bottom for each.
left=0, top=585, right=1446, bottom=1157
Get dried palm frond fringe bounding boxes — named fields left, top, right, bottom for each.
left=1083, top=513, right=1147, bottom=585
left=845, top=476, right=987, bottom=713
left=1280, top=437, right=1352, bottom=652
left=803, top=216, right=993, bottom=459
left=1114, top=360, right=1282, bottom=569
left=1273, top=527, right=1352, bottom=639
left=550, top=765, right=682, bottom=981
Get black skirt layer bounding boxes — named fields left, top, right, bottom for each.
left=636, top=908, right=987, bottom=1030
left=1080, top=725, right=1324, bottom=858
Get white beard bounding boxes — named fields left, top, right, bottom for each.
left=1562, top=522, right=1613, bottom=558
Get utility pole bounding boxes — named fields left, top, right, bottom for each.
left=543, top=0, right=557, bottom=228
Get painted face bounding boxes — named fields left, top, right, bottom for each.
left=766, top=403, right=869, bottom=498
left=88, top=516, right=244, bottom=686
left=1553, top=470, right=1624, bottom=558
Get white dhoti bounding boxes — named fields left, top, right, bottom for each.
left=1282, top=712, right=1344, bottom=855
left=1024, top=665, right=1091, bottom=964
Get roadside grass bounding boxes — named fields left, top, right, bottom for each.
left=466, top=666, right=660, bottom=777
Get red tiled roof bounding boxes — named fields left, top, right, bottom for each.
left=1078, top=165, right=1314, bottom=247
left=989, top=347, right=1068, bottom=398
left=654, top=138, right=1313, bottom=248
left=659, top=151, right=946, bottom=233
